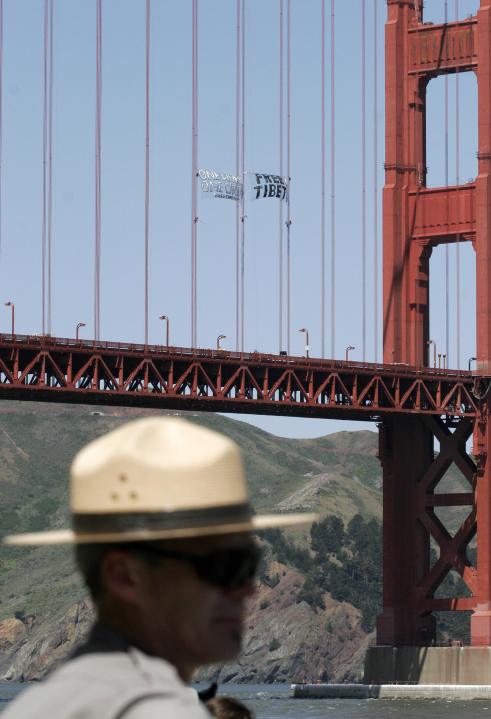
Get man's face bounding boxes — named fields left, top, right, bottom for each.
left=131, top=533, right=257, bottom=674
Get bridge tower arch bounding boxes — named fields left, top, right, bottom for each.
left=377, top=0, right=491, bottom=656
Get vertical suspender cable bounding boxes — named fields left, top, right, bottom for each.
left=0, top=0, right=3, bottom=264
left=42, top=0, right=53, bottom=336
left=361, top=0, right=367, bottom=361
left=191, top=0, right=198, bottom=347
left=240, top=0, right=245, bottom=352
left=144, top=0, right=150, bottom=345
left=373, top=0, right=378, bottom=363
left=444, top=1, right=450, bottom=361
left=330, top=0, right=335, bottom=358
left=94, top=0, right=102, bottom=341
left=235, top=0, right=240, bottom=351
left=455, top=0, right=461, bottom=369
left=278, top=0, right=284, bottom=354
left=47, top=0, right=53, bottom=335
left=286, top=0, right=291, bottom=355
left=321, top=0, right=326, bottom=358
left=42, top=0, right=48, bottom=335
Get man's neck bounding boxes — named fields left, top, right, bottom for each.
left=94, top=611, right=197, bottom=682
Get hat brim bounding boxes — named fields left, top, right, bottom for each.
left=3, top=512, right=318, bottom=546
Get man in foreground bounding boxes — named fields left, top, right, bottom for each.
left=3, top=416, right=314, bottom=718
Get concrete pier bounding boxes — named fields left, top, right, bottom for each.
left=364, top=646, right=491, bottom=685
left=291, top=683, right=491, bottom=700
left=291, top=647, right=491, bottom=699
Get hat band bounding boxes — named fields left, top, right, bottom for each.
left=72, top=502, right=254, bottom=535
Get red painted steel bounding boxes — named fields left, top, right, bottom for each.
left=0, top=334, right=478, bottom=419
left=382, top=0, right=491, bottom=647
left=377, top=413, right=478, bottom=644
left=409, top=184, right=476, bottom=243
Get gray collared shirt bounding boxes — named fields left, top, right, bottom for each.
left=3, top=623, right=210, bottom=719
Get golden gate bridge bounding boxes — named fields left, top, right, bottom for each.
left=1, top=0, right=491, bottom=684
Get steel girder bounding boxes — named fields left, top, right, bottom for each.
left=0, top=334, right=480, bottom=419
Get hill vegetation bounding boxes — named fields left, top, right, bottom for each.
left=0, top=400, right=474, bottom=681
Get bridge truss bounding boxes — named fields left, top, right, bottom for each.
left=0, top=332, right=488, bottom=644
left=0, top=334, right=479, bottom=419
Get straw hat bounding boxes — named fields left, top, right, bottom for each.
left=4, top=417, right=317, bottom=545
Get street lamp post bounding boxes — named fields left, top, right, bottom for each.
left=427, top=339, right=436, bottom=368
left=345, top=345, right=355, bottom=361
left=298, top=328, right=310, bottom=358
left=159, top=315, right=170, bottom=346
left=468, top=356, right=477, bottom=372
left=4, top=301, right=14, bottom=335
left=216, top=334, right=226, bottom=351
left=76, top=322, right=86, bottom=341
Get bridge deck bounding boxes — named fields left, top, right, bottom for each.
left=0, top=334, right=481, bottom=420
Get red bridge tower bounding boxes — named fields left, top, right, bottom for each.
left=371, top=0, right=491, bottom=677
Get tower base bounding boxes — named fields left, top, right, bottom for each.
left=364, top=646, right=491, bottom=685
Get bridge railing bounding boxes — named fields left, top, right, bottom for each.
left=0, top=332, right=472, bottom=379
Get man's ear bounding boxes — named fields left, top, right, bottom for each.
left=100, top=550, right=145, bottom=606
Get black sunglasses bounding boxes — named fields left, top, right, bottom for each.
left=133, top=542, right=262, bottom=590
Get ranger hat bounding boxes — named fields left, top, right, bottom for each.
left=4, top=416, right=316, bottom=545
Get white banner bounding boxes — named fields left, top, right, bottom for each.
left=199, top=169, right=242, bottom=201
left=251, top=173, right=288, bottom=201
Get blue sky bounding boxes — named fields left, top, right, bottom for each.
left=0, top=0, right=480, bottom=437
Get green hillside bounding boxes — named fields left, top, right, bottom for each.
left=0, top=401, right=381, bottom=622
left=0, top=400, right=473, bottom=681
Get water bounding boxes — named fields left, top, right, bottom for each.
left=3, top=682, right=491, bottom=718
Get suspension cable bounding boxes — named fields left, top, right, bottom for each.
left=144, top=0, right=150, bottom=345
left=278, top=0, right=284, bottom=354
left=47, top=0, right=53, bottom=335
left=373, top=0, right=378, bottom=362
left=321, top=0, right=326, bottom=358
left=286, top=0, right=291, bottom=355
left=444, top=0, right=450, bottom=361
left=240, top=0, right=245, bottom=352
left=0, top=0, right=3, bottom=265
left=361, top=0, right=367, bottom=361
left=455, top=0, right=461, bottom=369
left=42, top=0, right=48, bottom=335
left=330, top=0, right=335, bottom=358
left=94, top=0, right=102, bottom=341
left=235, top=0, right=240, bottom=351
left=191, top=0, right=198, bottom=347
left=41, top=0, right=54, bottom=336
